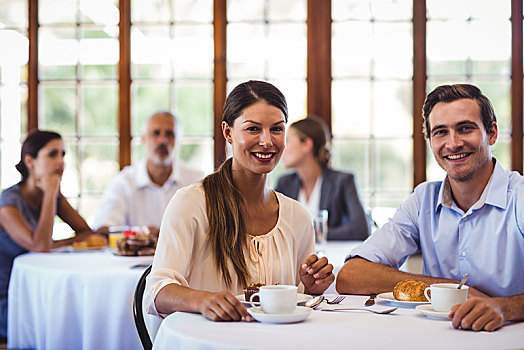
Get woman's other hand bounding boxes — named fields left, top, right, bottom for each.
left=197, top=290, right=252, bottom=322
left=36, top=174, right=61, bottom=197
left=300, top=254, right=335, bottom=295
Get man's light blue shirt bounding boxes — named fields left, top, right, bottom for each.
left=349, top=160, right=524, bottom=297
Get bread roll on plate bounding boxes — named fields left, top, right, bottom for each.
left=393, top=280, right=429, bottom=302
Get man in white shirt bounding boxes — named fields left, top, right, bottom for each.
left=94, top=111, right=205, bottom=236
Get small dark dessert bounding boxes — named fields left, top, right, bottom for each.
left=243, top=282, right=265, bottom=302
left=115, top=231, right=157, bottom=256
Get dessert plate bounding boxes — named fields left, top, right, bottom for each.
left=236, top=293, right=313, bottom=307
left=416, top=304, right=451, bottom=320
left=376, top=292, right=430, bottom=307
left=248, top=306, right=312, bottom=324
left=52, top=246, right=106, bottom=253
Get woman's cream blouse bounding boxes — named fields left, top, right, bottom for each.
left=146, top=183, right=314, bottom=316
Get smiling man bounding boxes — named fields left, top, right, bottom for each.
left=336, top=84, right=524, bottom=331
left=94, top=111, right=204, bottom=237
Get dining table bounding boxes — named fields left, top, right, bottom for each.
left=152, top=294, right=524, bottom=349
left=7, top=248, right=152, bottom=350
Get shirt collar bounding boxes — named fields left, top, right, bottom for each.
left=136, top=159, right=178, bottom=189
left=436, top=158, right=508, bottom=212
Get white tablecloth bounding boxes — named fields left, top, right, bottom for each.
left=8, top=250, right=153, bottom=350
left=153, top=295, right=524, bottom=349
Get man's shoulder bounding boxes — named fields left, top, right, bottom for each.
left=110, top=164, right=142, bottom=186
left=115, top=163, right=141, bottom=178
left=506, top=168, right=524, bottom=189
left=413, top=180, right=442, bottom=197
left=176, top=161, right=205, bottom=183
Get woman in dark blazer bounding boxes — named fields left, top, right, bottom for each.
left=275, top=116, right=369, bottom=240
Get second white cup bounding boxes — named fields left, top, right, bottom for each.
left=249, top=285, right=298, bottom=314
left=424, top=283, right=469, bottom=312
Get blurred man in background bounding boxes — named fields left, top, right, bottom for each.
left=94, top=111, right=204, bottom=236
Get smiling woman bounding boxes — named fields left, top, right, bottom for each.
left=145, top=80, right=335, bottom=323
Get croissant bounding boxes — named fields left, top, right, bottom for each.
left=393, top=280, right=430, bottom=302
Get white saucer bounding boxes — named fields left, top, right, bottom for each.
left=248, top=306, right=312, bottom=324
left=236, top=293, right=313, bottom=307
left=376, top=292, right=430, bottom=307
left=416, top=304, right=451, bottom=320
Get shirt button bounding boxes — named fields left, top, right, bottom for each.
left=462, top=217, right=467, bottom=221
left=461, top=251, right=467, bottom=257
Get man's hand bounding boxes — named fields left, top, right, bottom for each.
left=449, top=297, right=504, bottom=332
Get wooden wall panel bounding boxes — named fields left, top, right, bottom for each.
left=118, top=0, right=131, bottom=169
left=413, top=0, right=427, bottom=186
left=512, top=0, right=523, bottom=174
left=214, top=0, right=227, bottom=169
left=307, top=0, right=332, bottom=130
left=27, top=0, right=38, bottom=132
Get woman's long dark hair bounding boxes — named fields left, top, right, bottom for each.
left=16, top=130, right=62, bottom=182
left=202, top=80, right=288, bottom=288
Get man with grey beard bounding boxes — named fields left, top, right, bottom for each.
left=94, top=111, right=204, bottom=237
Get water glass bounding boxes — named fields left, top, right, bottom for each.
left=313, top=209, right=328, bottom=254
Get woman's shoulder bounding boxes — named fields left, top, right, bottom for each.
left=171, top=182, right=205, bottom=204
left=324, top=167, right=354, bottom=180
left=0, top=183, right=22, bottom=207
left=275, top=191, right=311, bottom=222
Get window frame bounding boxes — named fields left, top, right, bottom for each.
left=22, top=0, right=524, bottom=185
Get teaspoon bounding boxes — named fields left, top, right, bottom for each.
left=305, top=295, right=324, bottom=309
left=457, top=273, right=469, bottom=289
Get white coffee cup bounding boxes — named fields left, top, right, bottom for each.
left=424, top=283, right=469, bottom=312
left=249, top=285, right=298, bottom=314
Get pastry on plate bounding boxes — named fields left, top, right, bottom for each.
left=243, top=282, right=265, bottom=302
left=114, top=231, right=157, bottom=256
left=72, top=234, right=107, bottom=249
left=393, top=280, right=429, bottom=302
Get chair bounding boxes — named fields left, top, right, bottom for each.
left=133, top=264, right=153, bottom=350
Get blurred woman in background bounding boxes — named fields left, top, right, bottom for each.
left=275, top=116, right=369, bottom=240
left=0, top=130, right=104, bottom=342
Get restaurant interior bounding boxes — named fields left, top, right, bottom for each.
left=1, top=0, right=524, bottom=349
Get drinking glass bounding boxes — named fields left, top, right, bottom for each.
left=313, top=209, right=328, bottom=255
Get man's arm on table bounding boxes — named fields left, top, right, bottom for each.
left=335, top=257, right=487, bottom=297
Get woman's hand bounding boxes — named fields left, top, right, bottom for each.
left=197, top=290, right=252, bottom=322
left=36, top=174, right=61, bottom=197
left=300, top=254, right=335, bottom=295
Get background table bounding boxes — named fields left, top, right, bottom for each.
left=153, top=295, right=524, bottom=349
left=8, top=250, right=152, bottom=350
left=321, top=241, right=422, bottom=294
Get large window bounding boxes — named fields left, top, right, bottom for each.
left=130, top=0, right=214, bottom=174
left=1, top=0, right=524, bottom=221
left=0, top=0, right=28, bottom=189
left=38, top=0, right=120, bottom=223
left=226, top=0, right=308, bottom=183
left=332, top=0, right=413, bottom=210
left=426, top=0, right=512, bottom=181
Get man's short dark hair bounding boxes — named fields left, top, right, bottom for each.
left=422, top=84, right=496, bottom=139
